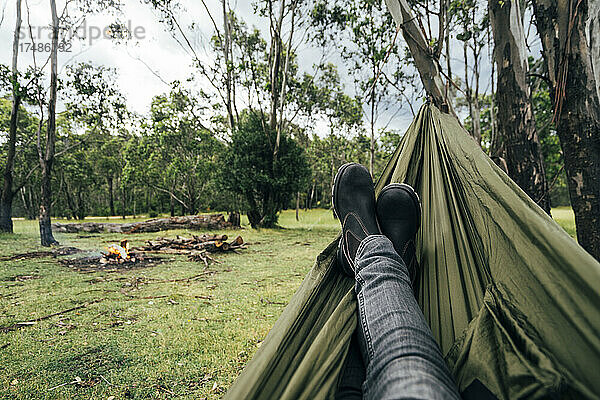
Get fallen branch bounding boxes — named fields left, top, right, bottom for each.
left=143, top=272, right=216, bottom=284
left=0, top=298, right=105, bottom=333
left=124, top=295, right=169, bottom=301
left=260, top=298, right=286, bottom=306
left=99, top=375, right=113, bottom=386
left=0, top=247, right=81, bottom=261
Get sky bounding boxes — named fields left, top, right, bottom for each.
left=0, top=0, right=217, bottom=113
left=0, top=0, right=542, bottom=135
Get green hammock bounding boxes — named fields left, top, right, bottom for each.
left=225, top=104, right=600, bottom=400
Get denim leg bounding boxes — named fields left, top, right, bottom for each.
left=354, top=235, right=461, bottom=400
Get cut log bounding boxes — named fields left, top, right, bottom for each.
left=229, top=236, right=243, bottom=246
left=52, top=214, right=237, bottom=234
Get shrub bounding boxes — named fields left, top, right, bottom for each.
left=221, top=112, right=310, bottom=228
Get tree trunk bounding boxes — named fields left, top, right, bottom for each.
left=471, top=97, right=482, bottom=145
left=19, top=187, right=28, bottom=220
left=385, top=0, right=452, bottom=113
left=222, top=0, right=235, bottom=131
left=21, top=186, right=36, bottom=220
left=295, top=191, right=300, bottom=221
left=247, top=210, right=261, bottom=228
left=38, top=0, right=59, bottom=247
left=53, top=214, right=236, bottom=233
left=269, top=0, right=285, bottom=160
left=121, top=184, right=126, bottom=219
left=63, top=180, right=77, bottom=220
left=472, top=47, right=482, bottom=145
left=0, top=0, right=23, bottom=233
left=227, top=211, right=241, bottom=227
left=189, top=196, right=196, bottom=215
left=587, top=0, right=600, bottom=100
left=533, top=0, right=600, bottom=258
left=308, top=181, right=315, bottom=210
left=107, top=176, right=115, bottom=216
left=489, top=45, right=505, bottom=171
left=330, top=156, right=336, bottom=202
left=276, top=0, right=297, bottom=162
left=76, top=187, right=85, bottom=220
left=445, top=16, right=453, bottom=105
left=370, top=87, right=376, bottom=175
left=0, top=200, right=13, bottom=233
left=246, top=190, right=262, bottom=228
left=170, top=195, right=175, bottom=217
left=463, top=42, right=476, bottom=138
left=0, top=93, right=20, bottom=233
left=39, top=162, right=57, bottom=246
left=490, top=0, right=551, bottom=214
left=145, top=188, right=149, bottom=214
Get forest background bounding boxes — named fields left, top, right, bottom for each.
left=1, top=0, right=598, bottom=258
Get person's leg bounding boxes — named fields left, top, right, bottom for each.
left=335, top=332, right=365, bottom=400
left=354, top=234, right=460, bottom=400
left=332, top=163, right=460, bottom=399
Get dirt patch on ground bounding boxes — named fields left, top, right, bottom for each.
left=58, top=255, right=166, bottom=273
left=0, top=247, right=82, bottom=261
left=0, top=246, right=165, bottom=273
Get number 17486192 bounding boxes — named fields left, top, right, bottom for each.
left=19, top=42, right=72, bottom=53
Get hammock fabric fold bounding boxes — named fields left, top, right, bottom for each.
left=225, top=104, right=600, bottom=400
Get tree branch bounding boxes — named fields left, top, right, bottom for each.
left=151, top=185, right=189, bottom=209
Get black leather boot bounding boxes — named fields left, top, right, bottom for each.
left=376, top=183, right=421, bottom=290
left=332, top=163, right=380, bottom=276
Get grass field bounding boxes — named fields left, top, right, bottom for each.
left=0, top=208, right=575, bottom=399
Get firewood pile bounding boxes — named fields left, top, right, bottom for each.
left=134, top=234, right=247, bottom=266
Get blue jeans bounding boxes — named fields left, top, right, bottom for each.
left=336, top=235, right=461, bottom=400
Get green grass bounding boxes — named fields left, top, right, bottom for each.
left=551, top=206, right=577, bottom=238
left=0, top=208, right=575, bottom=399
left=0, top=209, right=338, bottom=400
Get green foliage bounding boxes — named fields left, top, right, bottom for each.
left=52, top=63, right=130, bottom=219
left=62, top=63, right=128, bottom=132
left=124, top=85, right=225, bottom=215
left=0, top=97, right=40, bottom=219
left=303, top=127, right=399, bottom=209
left=0, top=97, right=39, bottom=181
left=221, top=112, right=310, bottom=228
left=311, top=0, right=407, bottom=98
left=451, top=0, right=488, bottom=44
left=529, top=58, right=569, bottom=207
